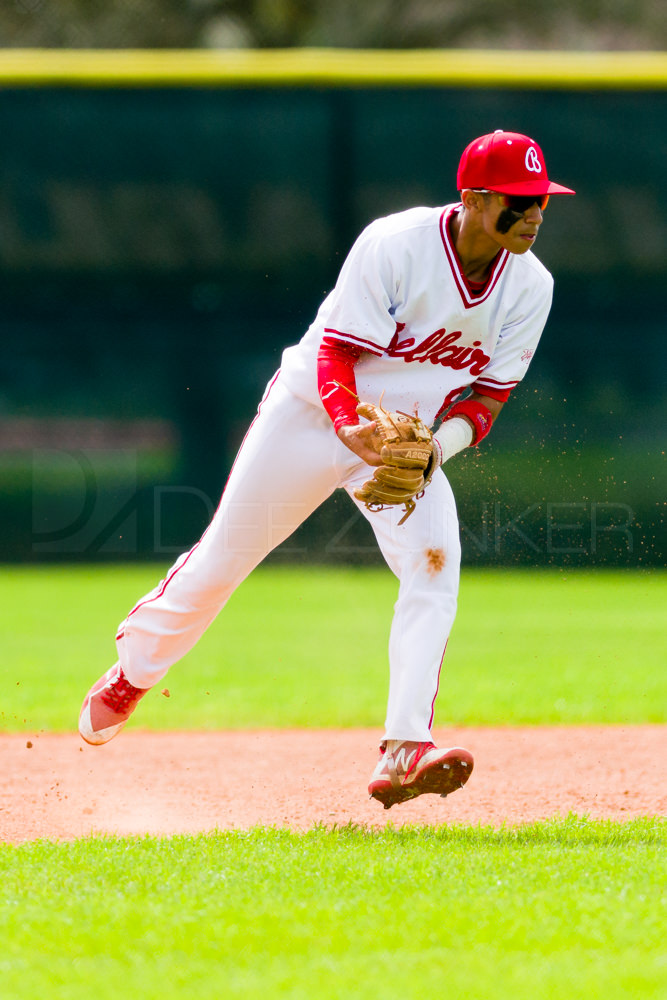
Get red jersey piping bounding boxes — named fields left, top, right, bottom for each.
left=439, top=205, right=509, bottom=310
left=323, top=327, right=384, bottom=357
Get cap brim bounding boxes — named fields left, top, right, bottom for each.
left=494, top=180, right=576, bottom=196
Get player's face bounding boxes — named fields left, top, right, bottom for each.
left=482, top=192, right=546, bottom=254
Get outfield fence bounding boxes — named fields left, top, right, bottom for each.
left=1, top=50, right=664, bottom=564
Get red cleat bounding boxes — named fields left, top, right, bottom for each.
left=79, top=663, right=150, bottom=746
left=368, top=740, right=474, bottom=809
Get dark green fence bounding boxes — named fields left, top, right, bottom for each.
left=1, top=78, right=664, bottom=564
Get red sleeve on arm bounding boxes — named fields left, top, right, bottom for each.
left=317, top=336, right=363, bottom=431
left=470, top=380, right=514, bottom=402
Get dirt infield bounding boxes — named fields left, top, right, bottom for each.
left=1, top=725, right=664, bottom=843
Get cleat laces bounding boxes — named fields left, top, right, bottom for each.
left=100, top=673, right=144, bottom=714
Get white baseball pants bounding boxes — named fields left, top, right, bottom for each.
left=116, top=374, right=461, bottom=742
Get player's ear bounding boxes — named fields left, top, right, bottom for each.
left=460, top=189, right=484, bottom=212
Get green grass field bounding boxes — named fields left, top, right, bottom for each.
left=1, top=819, right=664, bottom=1000
left=1, top=566, right=665, bottom=999
left=1, top=565, right=665, bottom=731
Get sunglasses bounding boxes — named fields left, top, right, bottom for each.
left=474, top=190, right=550, bottom=213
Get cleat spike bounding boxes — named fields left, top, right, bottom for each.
left=367, top=742, right=474, bottom=810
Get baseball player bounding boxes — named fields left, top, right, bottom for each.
left=79, top=130, right=574, bottom=809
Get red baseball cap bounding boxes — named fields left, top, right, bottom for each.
left=457, top=130, right=575, bottom=196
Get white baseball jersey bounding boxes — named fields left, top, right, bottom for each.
left=280, top=203, right=553, bottom=424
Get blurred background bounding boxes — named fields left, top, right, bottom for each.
left=0, top=2, right=664, bottom=567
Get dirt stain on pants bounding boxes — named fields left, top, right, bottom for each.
left=425, top=547, right=446, bottom=576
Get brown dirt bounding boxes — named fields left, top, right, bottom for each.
left=1, top=726, right=664, bottom=844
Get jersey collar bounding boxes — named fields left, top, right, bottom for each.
left=439, top=204, right=509, bottom=310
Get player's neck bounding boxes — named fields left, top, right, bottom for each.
left=450, top=207, right=502, bottom=283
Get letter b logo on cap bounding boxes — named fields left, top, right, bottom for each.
left=525, top=146, right=542, bottom=173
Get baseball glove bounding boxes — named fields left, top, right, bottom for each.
left=353, top=399, right=436, bottom=524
